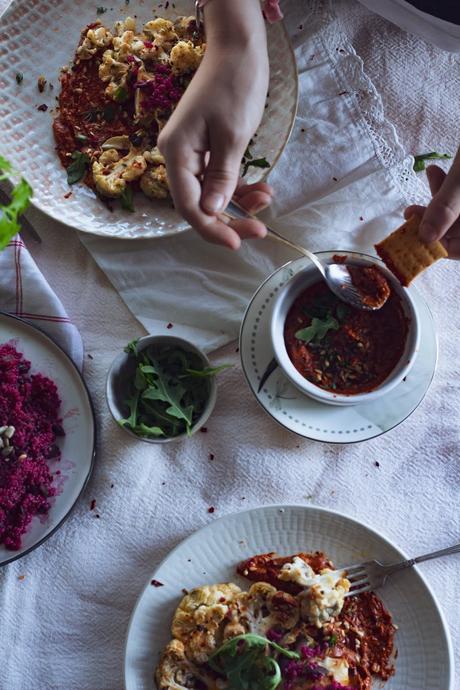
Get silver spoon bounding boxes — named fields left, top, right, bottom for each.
left=225, top=200, right=385, bottom=311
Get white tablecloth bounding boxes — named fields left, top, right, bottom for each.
left=0, top=1, right=459, bottom=689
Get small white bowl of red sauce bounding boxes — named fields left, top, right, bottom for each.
left=270, top=252, right=420, bottom=406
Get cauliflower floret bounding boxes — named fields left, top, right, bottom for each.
left=77, top=25, right=113, bottom=60
left=140, top=164, right=169, bottom=199
left=155, top=639, right=215, bottom=690
left=173, top=16, right=197, bottom=39
left=113, top=16, right=136, bottom=36
left=225, top=582, right=299, bottom=640
left=112, top=30, right=145, bottom=60
left=171, top=584, right=240, bottom=664
left=144, top=18, right=177, bottom=48
left=143, top=147, right=165, bottom=166
left=169, top=40, right=205, bottom=75
left=92, top=148, right=147, bottom=198
left=99, top=50, right=129, bottom=86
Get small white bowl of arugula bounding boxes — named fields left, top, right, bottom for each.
left=106, top=336, right=227, bottom=442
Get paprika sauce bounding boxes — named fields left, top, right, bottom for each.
left=284, top=268, right=408, bottom=395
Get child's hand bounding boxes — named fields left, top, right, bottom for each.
left=405, top=147, right=460, bottom=258
left=158, top=1, right=269, bottom=250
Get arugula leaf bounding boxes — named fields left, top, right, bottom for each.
left=119, top=342, right=228, bottom=439
left=113, top=85, right=129, bottom=103
left=0, top=156, right=33, bottom=250
left=184, top=364, right=232, bottom=378
left=295, top=313, right=339, bottom=343
left=120, top=186, right=135, bottom=212
left=209, top=634, right=299, bottom=690
left=413, top=151, right=451, bottom=173
left=66, top=151, right=90, bottom=185
left=242, top=157, right=270, bottom=178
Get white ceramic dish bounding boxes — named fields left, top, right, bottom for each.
left=270, top=254, right=420, bottom=406
left=106, top=335, right=217, bottom=443
left=124, top=504, right=453, bottom=690
left=240, top=254, right=437, bottom=443
left=0, top=0, right=298, bottom=240
left=0, top=313, right=95, bottom=566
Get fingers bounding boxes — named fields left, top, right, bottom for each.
left=426, top=164, right=446, bottom=195
left=419, top=150, right=460, bottom=242
left=200, top=132, right=244, bottom=215
left=404, top=205, right=425, bottom=220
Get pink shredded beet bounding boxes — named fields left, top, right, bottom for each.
left=0, top=344, right=64, bottom=550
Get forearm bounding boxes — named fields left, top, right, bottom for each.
left=203, top=0, right=267, bottom=48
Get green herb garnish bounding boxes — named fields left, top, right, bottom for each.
left=96, top=6, right=107, bottom=14
left=66, top=151, right=90, bottom=185
left=15, top=72, right=23, bottom=84
left=209, top=634, right=299, bottom=690
left=113, top=85, right=129, bottom=103
left=242, top=157, right=270, bottom=178
left=328, top=633, right=338, bottom=647
left=413, top=151, right=451, bottom=172
left=120, top=186, right=134, bottom=212
left=0, top=157, right=33, bottom=250
left=119, top=341, right=229, bottom=438
left=295, top=313, right=339, bottom=344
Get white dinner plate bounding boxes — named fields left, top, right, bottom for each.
left=0, top=0, right=298, bottom=239
left=240, top=253, right=438, bottom=443
left=0, top=313, right=95, bottom=566
left=124, top=504, right=453, bottom=690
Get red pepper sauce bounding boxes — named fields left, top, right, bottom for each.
left=53, top=33, right=136, bottom=185
left=348, top=266, right=391, bottom=309
left=284, top=274, right=408, bottom=395
left=238, top=552, right=396, bottom=690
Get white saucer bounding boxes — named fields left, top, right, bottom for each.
left=240, top=254, right=438, bottom=443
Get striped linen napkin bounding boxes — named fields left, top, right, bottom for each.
left=0, top=236, right=83, bottom=368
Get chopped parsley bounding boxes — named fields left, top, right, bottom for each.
left=113, top=85, right=129, bottom=103
left=96, top=6, right=107, bottom=14
left=120, top=186, right=134, bottom=212
left=15, top=72, right=23, bottom=85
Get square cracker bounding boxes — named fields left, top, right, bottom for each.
left=375, top=215, right=448, bottom=286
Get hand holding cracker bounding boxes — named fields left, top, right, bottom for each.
left=405, top=146, right=460, bottom=258
left=375, top=215, right=447, bottom=286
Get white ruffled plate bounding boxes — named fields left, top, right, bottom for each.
left=239, top=253, right=438, bottom=443
left=0, top=313, right=95, bottom=566
left=124, top=504, right=453, bottom=690
left=0, top=0, right=297, bottom=239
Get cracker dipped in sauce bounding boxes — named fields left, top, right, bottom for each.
left=284, top=265, right=408, bottom=395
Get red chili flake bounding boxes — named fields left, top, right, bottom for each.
left=144, top=40, right=153, bottom=48
left=63, top=191, right=73, bottom=199
left=165, top=0, right=169, bottom=7
left=200, top=427, right=208, bottom=433
left=17, top=575, right=25, bottom=581
left=359, top=216, right=364, bottom=221
left=375, top=461, right=380, bottom=468
left=219, top=597, right=226, bottom=602
left=55, top=470, right=61, bottom=475
left=338, top=91, right=349, bottom=96
left=235, top=347, right=239, bottom=353
left=166, top=322, right=173, bottom=329
left=110, top=483, right=114, bottom=488
left=298, top=24, right=303, bottom=29
left=301, top=128, right=305, bottom=133
left=90, top=499, right=96, bottom=511
left=87, top=353, right=93, bottom=359
left=182, top=587, right=189, bottom=595
left=209, top=453, right=214, bottom=460
left=403, top=376, right=407, bottom=382
left=332, top=177, right=338, bottom=181
left=37, top=103, right=48, bottom=111
left=151, top=579, right=164, bottom=587
left=95, top=514, right=100, bottom=518
left=208, top=506, right=215, bottom=514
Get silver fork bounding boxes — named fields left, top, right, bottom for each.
left=338, top=542, right=460, bottom=597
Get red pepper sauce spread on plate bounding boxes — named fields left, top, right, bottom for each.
left=284, top=271, right=408, bottom=395
left=238, top=552, right=396, bottom=690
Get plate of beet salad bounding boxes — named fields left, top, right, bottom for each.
left=0, top=313, right=95, bottom=566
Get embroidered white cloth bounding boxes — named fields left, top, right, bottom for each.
left=0, top=2, right=459, bottom=690
left=0, top=236, right=83, bottom=368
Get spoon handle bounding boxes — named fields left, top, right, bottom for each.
left=225, top=201, right=326, bottom=278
